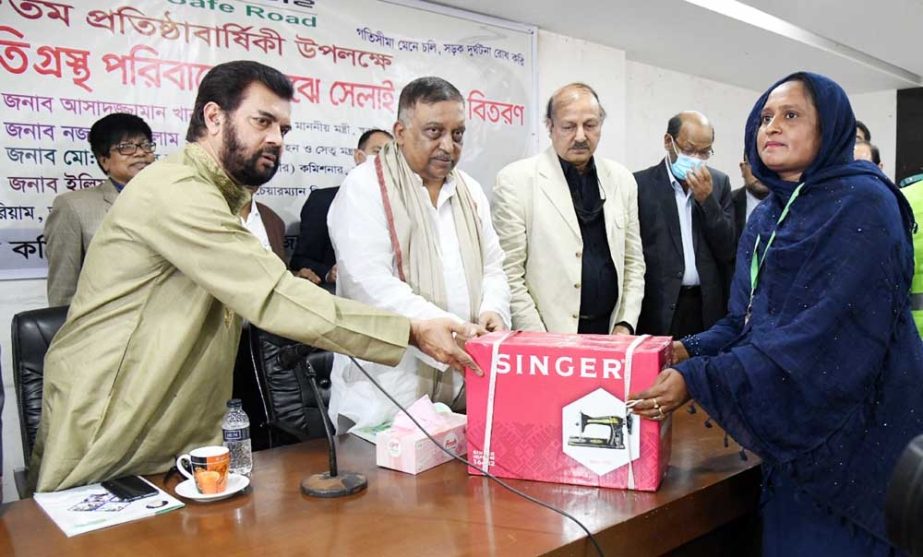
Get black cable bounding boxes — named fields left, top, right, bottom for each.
left=348, top=356, right=606, bottom=557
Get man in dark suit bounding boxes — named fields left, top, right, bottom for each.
left=732, top=154, right=770, bottom=247
left=290, top=128, right=392, bottom=287
left=634, top=111, right=735, bottom=339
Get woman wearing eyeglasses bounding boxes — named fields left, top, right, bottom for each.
left=45, top=113, right=156, bottom=306
left=631, top=72, right=923, bottom=555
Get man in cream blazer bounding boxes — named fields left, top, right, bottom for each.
left=493, top=83, right=644, bottom=334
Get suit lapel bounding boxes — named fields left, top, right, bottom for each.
left=653, top=161, right=684, bottom=258
left=734, top=189, right=746, bottom=238
left=537, top=148, right=581, bottom=239
left=598, top=162, right=625, bottom=283
left=101, top=179, right=119, bottom=206
left=598, top=162, right=617, bottom=235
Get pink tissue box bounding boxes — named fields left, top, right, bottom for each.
left=465, top=332, right=673, bottom=491
left=376, top=412, right=467, bottom=475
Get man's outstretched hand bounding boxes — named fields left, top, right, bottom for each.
left=409, top=318, right=487, bottom=375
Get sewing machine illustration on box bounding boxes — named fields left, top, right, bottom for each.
left=567, top=411, right=633, bottom=450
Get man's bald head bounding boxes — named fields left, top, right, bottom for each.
left=667, top=111, right=713, bottom=139
left=664, top=111, right=715, bottom=163
left=545, top=83, right=606, bottom=124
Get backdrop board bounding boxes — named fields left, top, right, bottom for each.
left=0, top=0, right=537, bottom=279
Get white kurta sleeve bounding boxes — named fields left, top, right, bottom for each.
left=328, top=165, right=464, bottom=323
left=328, top=163, right=464, bottom=370
left=466, top=176, right=512, bottom=328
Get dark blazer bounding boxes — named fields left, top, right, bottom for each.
left=633, top=160, right=735, bottom=336
left=256, top=202, right=287, bottom=262
left=732, top=187, right=748, bottom=247
left=289, top=186, right=338, bottom=280
left=727, top=187, right=751, bottom=298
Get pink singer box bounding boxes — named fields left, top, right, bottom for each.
left=465, top=332, right=673, bottom=491
left=376, top=396, right=467, bottom=475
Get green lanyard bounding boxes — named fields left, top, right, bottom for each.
left=746, top=182, right=805, bottom=323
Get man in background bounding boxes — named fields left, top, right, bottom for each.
left=44, top=113, right=156, bottom=305
left=493, top=83, right=644, bottom=334
left=900, top=172, right=923, bottom=337
left=855, top=140, right=884, bottom=171
left=239, top=185, right=287, bottom=261
left=634, top=111, right=735, bottom=339
left=732, top=154, right=770, bottom=246
left=856, top=120, right=871, bottom=143
left=290, top=129, right=392, bottom=287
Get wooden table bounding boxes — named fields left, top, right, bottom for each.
left=0, top=411, right=760, bottom=556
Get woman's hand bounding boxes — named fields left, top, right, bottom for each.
left=672, top=340, right=690, bottom=364
left=628, top=369, right=690, bottom=420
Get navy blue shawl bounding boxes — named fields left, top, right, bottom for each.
left=676, top=72, right=923, bottom=543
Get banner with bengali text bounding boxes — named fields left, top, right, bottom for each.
left=0, top=0, right=536, bottom=280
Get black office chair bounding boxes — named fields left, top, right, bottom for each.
left=11, top=305, right=69, bottom=498
left=234, top=325, right=333, bottom=449
left=887, top=434, right=923, bottom=556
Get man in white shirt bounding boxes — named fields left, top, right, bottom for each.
left=327, top=76, right=510, bottom=431
left=239, top=185, right=287, bottom=260
left=633, top=112, right=735, bottom=339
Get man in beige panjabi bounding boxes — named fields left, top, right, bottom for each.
left=31, top=61, right=480, bottom=493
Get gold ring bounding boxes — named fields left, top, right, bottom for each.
left=658, top=407, right=665, bottom=417
left=652, top=398, right=660, bottom=409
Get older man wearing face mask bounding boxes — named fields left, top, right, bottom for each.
left=326, top=76, right=510, bottom=432
left=493, top=83, right=644, bottom=335
left=633, top=112, right=735, bottom=340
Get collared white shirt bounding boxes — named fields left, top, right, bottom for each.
left=326, top=159, right=511, bottom=431
left=664, top=158, right=700, bottom=286
left=240, top=197, right=272, bottom=252
left=745, top=189, right=762, bottom=223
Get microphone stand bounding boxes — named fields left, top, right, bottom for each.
left=281, top=344, right=367, bottom=497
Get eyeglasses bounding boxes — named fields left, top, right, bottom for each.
left=111, top=141, right=156, bottom=156
left=670, top=136, right=714, bottom=160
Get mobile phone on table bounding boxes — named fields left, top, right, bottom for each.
left=101, top=475, right=159, bottom=501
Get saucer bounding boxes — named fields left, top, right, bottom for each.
left=175, top=473, right=250, bottom=502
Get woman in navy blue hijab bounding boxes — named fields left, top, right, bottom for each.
left=631, top=72, right=923, bottom=555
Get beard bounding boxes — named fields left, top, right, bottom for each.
left=220, top=120, right=281, bottom=186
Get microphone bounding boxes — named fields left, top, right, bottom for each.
left=276, top=343, right=312, bottom=370
left=277, top=344, right=367, bottom=498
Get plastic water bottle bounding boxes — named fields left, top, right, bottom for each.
left=222, top=399, right=252, bottom=476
